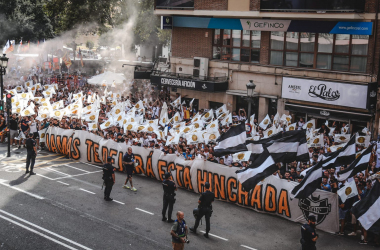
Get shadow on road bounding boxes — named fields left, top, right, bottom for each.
left=9, top=174, right=30, bottom=186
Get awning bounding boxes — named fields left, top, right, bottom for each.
left=285, top=103, right=373, bottom=122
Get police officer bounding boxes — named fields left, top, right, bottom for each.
left=103, top=157, right=115, bottom=201
left=189, top=182, right=214, bottom=238
left=301, top=215, right=318, bottom=250
left=25, top=133, right=37, bottom=175
left=162, top=172, right=177, bottom=222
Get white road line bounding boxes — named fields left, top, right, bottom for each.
left=113, top=200, right=125, bottom=205
left=79, top=188, right=95, bottom=194
left=57, top=181, right=70, bottom=186
left=0, top=214, right=78, bottom=250
left=200, top=231, right=228, bottom=241
left=45, top=167, right=72, bottom=176
left=36, top=173, right=56, bottom=180
left=54, top=171, right=102, bottom=180
left=135, top=208, right=154, bottom=215
left=63, top=164, right=90, bottom=173
left=82, top=162, right=102, bottom=169
left=0, top=209, right=92, bottom=250
left=241, top=245, right=258, bottom=250
left=0, top=180, right=44, bottom=200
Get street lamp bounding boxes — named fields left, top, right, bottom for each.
left=246, top=80, right=256, bottom=119
left=0, top=54, right=9, bottom=110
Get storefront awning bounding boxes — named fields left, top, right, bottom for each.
left=285, top=103, right=373, bottom=122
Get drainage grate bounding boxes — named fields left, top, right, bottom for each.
left=39, top=152, right=49, bottom=156
left=14, top=152, right=21, bottom=154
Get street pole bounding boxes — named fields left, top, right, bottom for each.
left=7, top=105, right=10, bottom=157
left=247, top=98, right=252, bottom=120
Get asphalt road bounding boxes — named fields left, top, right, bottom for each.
left=0, top=144, right=377, bottom=250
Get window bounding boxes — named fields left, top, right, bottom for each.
left=269, top=32, right=369, bottom=73
left=213, top=29, right=261, bottom=63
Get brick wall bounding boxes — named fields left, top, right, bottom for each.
left=172, top=27, right=213, bottom=59
left=250, top=0, right=260, bottom=10
left=194, top=0, right=228, bottom=10
left=259, top=31, right=270, bottom=65
left=365, top=0, right=377, bottom=13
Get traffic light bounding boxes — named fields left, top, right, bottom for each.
left=6, top=93, right=12, bottom=110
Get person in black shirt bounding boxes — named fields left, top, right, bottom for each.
left=162, top=172, right=177, bottom=222
left=25, top=133, right=37, bottom=175
left=301, top=215, right=318, bottom=250
left=122, top=147, right=137, bottom=191
left=189, top=182, right=214, bottom=238
left=115, top=133, right=125, bottom=143
left=9, top=114, right=19, bottom=146
left=207, top=153, right=218, bottom=163
left=102, top=157, right=115, bottom=201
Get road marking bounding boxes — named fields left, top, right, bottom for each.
left=82, top=162, right=102, bottom=169
left=36, top=173, right=56, bottom=180
left=200, top=231, right=228, bottom=241
left=113, top=200, right=125, bottom=205
left=57, top=181, right=70, bottom=186
left=63, top=164, right=90, bottom=173
left=45, top=167, right=72, bottom=176
left=0, top=180, right=44, bottom=200
left=54, top=171, right=102, bottom=180
left=0, top=209, right=92, bottom=250
left=241, top=245, right=258, bottom=250
left=135, top=208, right=154, bottom=215
left=33, top=155, right=66, bottom=167
left=79, top=188, right=95, bottom=194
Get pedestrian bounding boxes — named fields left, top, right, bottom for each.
left=9, top=114, right=19, bottom=147
left=102, top=156, right=115, bottom=201
left=189, top=182, right=214, bottom=238
left=122, top=147, right=137, bottom=191
left=25, top=133, right=37, bottom=175
left=170, top=211, right=188, bottom=250
left=162, top=172, right=177, bottom=222
left=300, top=215, right=318, bottom=250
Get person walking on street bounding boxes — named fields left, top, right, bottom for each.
left=122, top=147, right=137, bottom=191
left=162, top=172, right=177, bottom=222
left=102, top=156, right=115, bottom=201
left=189, top=182, right=214, bottom=238
left=170, top=211, right=188, bottom=250
left=300, top=215, right=318, bottom=250
left=25, top=133, right=37, bottom=175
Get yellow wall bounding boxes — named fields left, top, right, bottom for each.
left=228, top=0, right=250, bottom=11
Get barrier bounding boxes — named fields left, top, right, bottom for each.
left=44, top=127, right=339, bottom=233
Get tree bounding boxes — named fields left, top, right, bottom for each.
left=86, top=40, right=94, bottom=50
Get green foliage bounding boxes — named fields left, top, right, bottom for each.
left=86, top=40, right=94, bottom=50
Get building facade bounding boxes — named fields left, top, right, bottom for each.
left=153, top=0, right=379, bottom=136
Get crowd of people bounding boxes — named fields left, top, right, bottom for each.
left=1, top=63, right=380, bottom=247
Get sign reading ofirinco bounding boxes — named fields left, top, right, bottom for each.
left=282, top=77, right=368, bottom=109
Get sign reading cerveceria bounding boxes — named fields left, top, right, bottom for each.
left=161, top=77, right=196, bottom=88
left=282, top=77, right=368, bottom=109
left=150, top=75, right=228, bottom=92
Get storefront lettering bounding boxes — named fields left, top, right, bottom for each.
left=308, top=84, right=340, bottom=101
left=253, top=22, right=285, bottom=29
left=161, top=78, right=195, bottom=88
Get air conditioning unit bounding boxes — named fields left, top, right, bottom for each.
left=193, top=57, right=209, bottom=80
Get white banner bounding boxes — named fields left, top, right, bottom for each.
left=282, top=77, right=368, bottom=109
left=44, top=127, right=339, bottom=233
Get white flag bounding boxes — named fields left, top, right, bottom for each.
left=232, top=151, right=251, bottom=162
left=337, top=180, right=358, bottom=203
left=259, top=114, right=271, bottom=130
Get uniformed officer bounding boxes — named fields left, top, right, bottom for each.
left=301, top=215, right=318, bottom=250
left=25, top=133, right=37, bottom=175
left=189, top=182, right=214, bottom=238
left=103, top=157, right=115, bottom=201
left=162, top=172, right=177, bottom=222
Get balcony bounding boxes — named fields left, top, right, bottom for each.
left=155, top=0, right=194, bottom=9
left=260, top=0, right=365, bottom=12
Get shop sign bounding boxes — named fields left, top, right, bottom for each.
left=150, top=75, right=228, bottom=92
left=241, top=19, right=291, bottom=31
left=282, top=77, right=368, bottom=109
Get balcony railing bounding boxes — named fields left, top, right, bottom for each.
left=260, top=0, right=365, bottom=12
left=151, top=70, right=228, bottom=82
left=155, top=0, right=194, bottom=9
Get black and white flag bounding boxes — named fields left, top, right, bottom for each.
left=337, top=145, right=373, bottom=181
left=352, top=180, right=380, bottom=231
left=321, top=135, right=356, bottom=169
left=237, top=150, right=277, bottom=191
left=291, top=137, right=357, bottom=199
left=214, top=123, right=248, bottom=157
left=264, top=130, right=309, bottom=163
left=246, top=132, right=283, bottom=162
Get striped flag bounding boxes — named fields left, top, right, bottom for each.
left=213, top=123, right=248, bottom=157
left=352, top=180, right=380, bottom=231
left=337, top=144, right=373, bottom=181
left=291, top=136, right=356, bottom=199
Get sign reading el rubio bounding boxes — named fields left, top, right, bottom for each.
left=42, top=127, right=339, bottom=233
left=282, top=77, right=369, bottom=109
